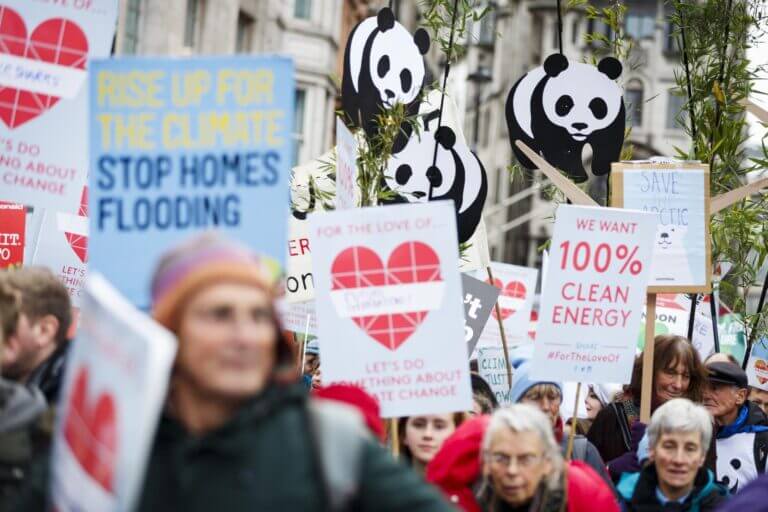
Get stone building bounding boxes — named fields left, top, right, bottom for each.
left=113, top=0, right=369, bottom=167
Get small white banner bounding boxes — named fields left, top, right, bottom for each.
left=330, top=282, right=445, bottom=318
left=0, top=54, right=87, bottom=99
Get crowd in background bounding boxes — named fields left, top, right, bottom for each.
left=0, top=232, right=767, bottom=511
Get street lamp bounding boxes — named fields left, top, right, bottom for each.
left=467, top=59, right=493, bottom=151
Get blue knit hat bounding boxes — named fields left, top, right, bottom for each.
left=510, top=355, right=563, bottom=403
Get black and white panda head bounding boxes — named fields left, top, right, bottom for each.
left=343, top=8, right=430, bottom=132
left=385, top=125, right=459, bottom=202
left=540, top=54, right=624, bottom=142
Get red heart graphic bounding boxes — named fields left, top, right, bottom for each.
left=331, top=241, right=441, bottom=351
left=489, top=279, right=527, bottom=320
left=755, top=359, right=768, bottom=385
left=63, top=186, right=88, bottom=263
left=63, top=366, right=117, bottom=493
left=0, top=5, right=89, bottom=129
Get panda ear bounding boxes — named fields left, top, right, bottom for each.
left=543, top=53, right=569, bottom=77
left=598, top=57, right=622, bottom=80
left=377, top=8, right=395, bottom=32
left=414, top=29, right=430, bottom=55
left=435, top=126, right=456, bottom=149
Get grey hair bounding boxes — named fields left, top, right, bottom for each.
left=647, top=398, right=713, bottom=453
left=482, top=404, right=564, bottom=487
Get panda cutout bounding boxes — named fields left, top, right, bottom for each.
left=341, top=7, right=430, bottom=137
left=382, top=117, right=487, bottom=244
left=506, top=53, right=626, bottom=183
left=716, top=433, right=759, bottom=494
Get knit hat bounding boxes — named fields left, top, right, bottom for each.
left=313, top=384, right=386, bottom=442
left=305, top=338, right=320, bottom=356
left=510, top=357, right=563, bottom=404
left=150, top=232, right=281, bottom=330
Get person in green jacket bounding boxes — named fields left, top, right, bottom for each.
left=617, top=399, right=727, bottom=511
left=14, top=233, right=452, bottom=512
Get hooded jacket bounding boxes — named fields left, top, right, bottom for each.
left=714, top=400, right=768, bottom=493
left=0, top=379, right=46, bottom=512
left=617, top=465, right=727, bottom=512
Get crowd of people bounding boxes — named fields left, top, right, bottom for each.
left=0, top=232, right=767, bottom=511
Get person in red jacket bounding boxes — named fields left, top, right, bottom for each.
left=427, top=405, right=619, bottom=512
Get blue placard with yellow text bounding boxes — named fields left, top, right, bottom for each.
left=89, top=56, right=293, bottom=308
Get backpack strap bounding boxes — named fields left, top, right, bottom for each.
left=611, top=402, right=633, bottom=452
left=305, top=400, right=369, bottom=512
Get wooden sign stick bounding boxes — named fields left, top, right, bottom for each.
left=744, top=98, right=768, bottom=124
left=391, top=418, right=400, bottom=458
left=565, top=383, right=582, bottom=461
left=710, top=176, right=768, bottom=214
left=487, top=266, right=514, bottom=389
left=514, top=141, right=599, bottom=207
left=640, top=293, right=657, bottom=423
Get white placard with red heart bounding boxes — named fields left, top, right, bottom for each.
left=474, top=262, right=538, bottom=349
left=310, top=201, right=472, bottom=417
left=746, top=339, right=768, bottom=391
left=0, top=1, right=117, bottom=213
left=51, top=273, right=176, bottom=512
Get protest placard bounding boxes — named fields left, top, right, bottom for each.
left=88, top=56, right=294, bottom=308
left=51, top=273, right=176, bottom=512
left=475, top=262, right=538, bottom=349
left=531, top=204, right=656, bottom=384
left=276, top=298, right=317, bottom=337
left=477, top=346, right=513, bottom=406
left=612, top=163, right=711, bottom=293
left=310, top=201, right=472, bottom=417
left=0, top=0, right=117, bottom=213
left=747, top=339, right=768, bottom=391
left=0, top=202, right=25, bottom=269
left=335, top=118, right=359, bottom=209
left=462, top=274, right=501, bottom=356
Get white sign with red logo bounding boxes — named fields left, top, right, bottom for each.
left=30, top=187, right=88, bottom=307
left=0, top=1, right=118, bottom=213
left=746, top=339, right=768, bottom=391
left=335, top=117, right=360, bottom=210
left=475, top=262, right=538, bottom=349
left=532, top=204, right=657, bottom=384
left=310, top=201, right=472, bottom=417
left=51, top=273, right=176, bottom=512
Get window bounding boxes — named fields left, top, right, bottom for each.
left=294, top=0, right=311, bottom=20
left=663, top=20, right=680, bottom=54
left=625, top=13, right=655, bottom=39
left=552, top=19, right=560, bottom=49
left=477, top=8, right=496, bottom=47
left=625, top=80, right=643, bottom=127
left=494, top=167, right=504, bottom=203
left=666, top=92, right=688, bottom=129
left=571, top=18, right=579, bottom=45
left=123, top=0, right=141, bottom=54
left=293, top=89, right=307, bottom=166
left=184, top=0, right=204, bottom=48
left=236, top=11, right=254, bottom=53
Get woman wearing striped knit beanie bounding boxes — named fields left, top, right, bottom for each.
left=131, top=232, right=454, bottom=511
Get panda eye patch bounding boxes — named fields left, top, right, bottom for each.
left=395, top=164, right=412, bottom=185
left=555, top=95, right=574, bottom=117
left=426, top=166, right=443, bottom=189
left=378, top=56, right=390, bottom=78
left=589, top=98, right=608, bottom=119
left=400, top=69, right=412, bottom=92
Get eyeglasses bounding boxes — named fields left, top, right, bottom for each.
left=488, top=452, right=543, bottom=470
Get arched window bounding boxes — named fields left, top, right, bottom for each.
left=625, top=79, right=644, bottom=128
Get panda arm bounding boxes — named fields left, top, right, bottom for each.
left=589, top=102, right=626, bottom=177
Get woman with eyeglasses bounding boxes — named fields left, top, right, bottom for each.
left=587, top=334, right=710, bottom=481
left=479, top=404, right=619, bottom=512
left=510, top=357, right=612, bottom=486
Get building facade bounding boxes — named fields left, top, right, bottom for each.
left=114, top=0, right=371, bottom=168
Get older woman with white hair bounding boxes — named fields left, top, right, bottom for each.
left=617, top=399, right=728, bottom=511
left=478, top=404, right=619, bottom=512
